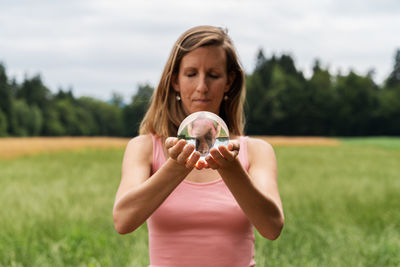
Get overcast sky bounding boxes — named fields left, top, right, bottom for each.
left=1, top=0, right=399, bottom=101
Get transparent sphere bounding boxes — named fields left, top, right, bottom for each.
left=177, top=111, right=229, bottom=160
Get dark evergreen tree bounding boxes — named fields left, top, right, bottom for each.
left=386, top=49, right=400, bottom=89
left=0, top=63, right=16, bottom=135
left=332, top=71, right=378, bottom=136
left=304, top=60, right=337, bottom=135
left=123, top=84, right=153, bottom=136
left=246, top=51, right=307, bottom=135
left=17, top=75, right=52, bottom=107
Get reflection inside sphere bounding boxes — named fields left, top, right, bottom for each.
left=177, top=111, right=229, bottom=160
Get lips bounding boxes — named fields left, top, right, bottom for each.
left=193, top=99, right=210, bottom=102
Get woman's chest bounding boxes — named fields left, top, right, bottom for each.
left=184, top=168, right=221, bottom=183
left=148, top=181, right=251, bottom=235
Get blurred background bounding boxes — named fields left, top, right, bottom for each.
left=1, top=1, right=399, bottom=266
left=1, top=0, right=400, bottom=137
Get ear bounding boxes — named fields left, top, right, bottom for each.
left=172, top=73, right=180, bottom=92
left=224, top=71, right=235, bottom=93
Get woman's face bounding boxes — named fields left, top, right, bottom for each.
left=173, top=45, right=233, bottom=115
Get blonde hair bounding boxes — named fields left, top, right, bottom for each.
left=139, top=25, right=246, bottom=138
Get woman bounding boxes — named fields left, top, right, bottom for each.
left=113, top=25, right=284, bottom=267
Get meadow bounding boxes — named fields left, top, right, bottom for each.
left=0, top=137, right=399, bottom=266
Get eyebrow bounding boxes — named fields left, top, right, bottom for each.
left=182, top=67, right=196, bottom=72
left=182, top=66, right=223, bottom=72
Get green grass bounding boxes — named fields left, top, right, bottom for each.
left=341, top=136, right=400, bottom=150
left=1, top=139, right=399, bottom=266
left=258, top=140, right=400, bottom=266
left=0, top=149, right=148, bottom=267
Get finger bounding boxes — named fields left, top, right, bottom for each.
left=186, top=151, right=201, bottom=168
left=227, top=141, right=240, bottom=159
left=165, top=137, right=179, bottom=150
left=218, top=145, right=235, bottom=161
left=228, top=140, right=240, bottom=152
left=202, top=161, right=211, bottom=169
left=176, top=143, right=195, bottom=164
left=232, top=149, right=239, bottom=159
left=168, top=139, right=186, bottom=159
left=210, top=147, right=226, bottom=162
left=205, top=155, right=219, bottom=169
left=195, top=159, right=206, bottom=170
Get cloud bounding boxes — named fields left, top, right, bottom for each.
left=0, top=0, right=399, bottom=101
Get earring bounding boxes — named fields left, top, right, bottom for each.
left=224, top=94, right=228, bottom=101
left=176, top=94, right=181, bottom=101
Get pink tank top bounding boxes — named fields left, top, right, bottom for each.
left=147, top=135, right=256, bottom=267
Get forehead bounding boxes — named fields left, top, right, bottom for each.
left=180, top=45, right=227, bottom=69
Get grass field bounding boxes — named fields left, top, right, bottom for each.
left=0, top=137, right=399, bottom=266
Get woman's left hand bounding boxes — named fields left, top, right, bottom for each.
left=204, top=140, right=240, bottom=169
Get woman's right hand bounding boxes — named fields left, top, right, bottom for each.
left=165, top=137, right=205, bottom=169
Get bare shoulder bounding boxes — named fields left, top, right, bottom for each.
left=247, top=137, right=275, bottom=156
left=246, top=137, right=277, bottom=168
left=117, top=134, right=154, bottom=201
left=124, top=134, right=153, bottom=163
left=126, top=134, right=153, bottom=149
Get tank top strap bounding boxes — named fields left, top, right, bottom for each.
left=151, top=134, right=165, bottom=174
left=238, top=136, right=250, bottom=171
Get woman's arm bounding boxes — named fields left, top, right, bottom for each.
left=113, top=135, right=200, bottom=234
left=205, top=137, right=284, bottom=240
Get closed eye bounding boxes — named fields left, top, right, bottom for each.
left=208, top=73, right=220, bottom=79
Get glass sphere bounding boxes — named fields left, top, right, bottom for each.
left=177, top=111, right=229, bottom=160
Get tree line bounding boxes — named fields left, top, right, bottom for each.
left=1, top=49, right=399, bottom=137
left=245, top=49, right=400, bottom=136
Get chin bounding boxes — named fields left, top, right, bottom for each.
left=192, top=108, right=218, bottom=114
left=185, top=104, right=219, bottom=115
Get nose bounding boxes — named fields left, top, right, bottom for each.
left=196, top=75, right=208, bottom=93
